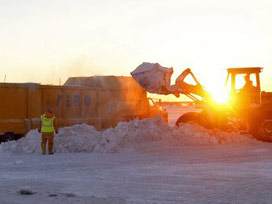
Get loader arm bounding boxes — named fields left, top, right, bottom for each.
left=131, top=63, right=211, bottom=102
left=168, top=68, right=210, bottom=102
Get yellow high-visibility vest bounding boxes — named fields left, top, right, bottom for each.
left=41, top=114, right=55, bottom=132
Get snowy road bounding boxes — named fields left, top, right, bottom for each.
left=1, top=144, right=272, bottom=204
left=1, top=106, right=272, bottom=203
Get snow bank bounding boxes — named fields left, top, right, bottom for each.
left=95, top=116, right=170, bottom=153
left=0, top=124, right=100, bottom=153
left=0, top=117, right=258, bottom=154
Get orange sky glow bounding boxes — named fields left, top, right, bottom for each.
left=0, top=0, right=272, bottom=101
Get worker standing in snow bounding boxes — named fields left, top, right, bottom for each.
left=38, top=107, right=58, bottom=155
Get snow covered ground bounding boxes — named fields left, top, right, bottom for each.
left=0, top=106, right=272, bottom=204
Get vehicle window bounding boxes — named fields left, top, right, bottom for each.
left=235, top=74, right=246, bottom=90
left=235, top=74, right=257, bottom=90
left=250, top=74, right=257, bottom=86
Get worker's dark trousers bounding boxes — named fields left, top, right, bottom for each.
left=41, top=132, right=54, bottom=154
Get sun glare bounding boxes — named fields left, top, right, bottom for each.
left=210, top=88, right=229, bottom=104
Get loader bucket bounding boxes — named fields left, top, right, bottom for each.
left=131, top=62, right=173, bottom=95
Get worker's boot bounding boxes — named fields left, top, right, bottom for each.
left=48, top=143, right=54, bottom=155
left=41, top=143, right=46, bottom=155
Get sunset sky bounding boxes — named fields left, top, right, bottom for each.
left=1, top=0, right=272, bottom=100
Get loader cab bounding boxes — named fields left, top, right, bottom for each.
left=225, top=67, right=262, bottom=105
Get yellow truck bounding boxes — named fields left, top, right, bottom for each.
left=0, top=76, right=168, bottom=141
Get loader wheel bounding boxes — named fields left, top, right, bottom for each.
left=251, top=120, right=272, bottom=142
left=175, top=112, right=200, bottom=127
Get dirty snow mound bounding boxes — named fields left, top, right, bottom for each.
left=0, top=124, right=101, bottom=153
left=0, top=117, right=259, bottom=154
left=0, top=130, right=42, bottom=153
left=172, top=124, right=258, bottom=145
left=55, top=124, right=100, bottom=153
left=95, top=117, right=170, bottom=153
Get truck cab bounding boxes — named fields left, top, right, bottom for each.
left=225, top=67, right=272, bottom=141
left=225, top=67, right=262, bottom=105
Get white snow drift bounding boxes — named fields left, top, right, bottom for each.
left=0, top=117, right=258, bottom=154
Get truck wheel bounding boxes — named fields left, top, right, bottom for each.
left=0, top=132, right=23, bottom=143
left=175, top=112, right=200, bottom=127
left=251, top=120, right=272, bottom=142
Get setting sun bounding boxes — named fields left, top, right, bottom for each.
left=203, top=73, right=230, bottom=104
left=209, top=88, right=229, bottom=103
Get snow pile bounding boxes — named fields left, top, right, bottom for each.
left=0, top=117, right=258, bottom=154
left=55, top=124, right=100, bottom=153
left=94, top=117, right=170, bottom=153
left=0, top=130, right=42, bottom=153
left=0, top=124, right=100, bottom=153
left=171, top=124, right=218, bottom=145
left=172, top=124, right=257, bottom=145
